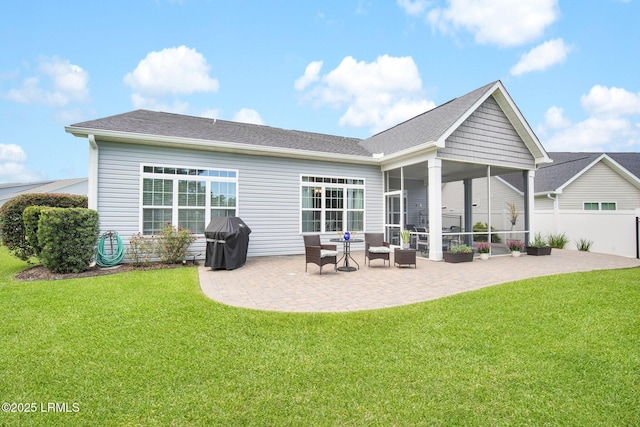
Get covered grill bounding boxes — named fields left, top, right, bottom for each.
left=204, top=217, right=251, bottom=270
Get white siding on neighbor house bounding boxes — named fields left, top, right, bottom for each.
left=534, top=195, right=555, bottom=210
left=439, top=97, right=535, bottom=170
left=558, top=161, right=640, bottom=210
left=96, top=141, right=383, bottom=259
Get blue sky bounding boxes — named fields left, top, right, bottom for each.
left=1, top=0, right=639, bottom=184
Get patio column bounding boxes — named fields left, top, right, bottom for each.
left=428, top=157, right=443, bottom=261
left=463, top=178, right=473, bottom=246
left=524, top=169, right=535, bottom=246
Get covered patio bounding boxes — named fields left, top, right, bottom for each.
left=363, top=81, right=551, bottom=261
left=199, top=249, right=640, bottom=312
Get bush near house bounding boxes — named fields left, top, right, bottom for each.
left=38, top=207, right=100, bottom=273
left=22, top=206, right=47, bottom=258
left=472, top=222, right=502, bottom=243
left=0, top=193, right=87, bottom=261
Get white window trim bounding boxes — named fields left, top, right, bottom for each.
left=583, top=201, right=617, bottom=211
left=299, top=174, right=366, bottom=234
left=139, top=163, right=239, bottom=235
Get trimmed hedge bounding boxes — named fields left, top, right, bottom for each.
left=23, top=206, right=46, bottom=258
left=38, top=208, right=100, bottom=273
left=0, top=193, right=87, bottom=261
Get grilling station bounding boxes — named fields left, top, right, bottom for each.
left=204, top=217, right=251, bottom=270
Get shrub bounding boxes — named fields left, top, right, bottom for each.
left=472, top=222, right=501, bottom=243
left=22, top=206, right=47, bottom=258
left=0, top=193, right=87, bottom=261
left=127, top=232, right=157, bottom=266
left=448, top=244, right=473, bottom=254
left=548, top=232, right=569, bottom=249
left=575, top=238, right=594, bottom=252
left=529, top=232, right=548, bottom=248
left=38, top=208, right=100, bottom=273
left=156, top=224, right=196, bottom=264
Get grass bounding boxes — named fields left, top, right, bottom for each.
left=1, top=246, right=639, bottom=426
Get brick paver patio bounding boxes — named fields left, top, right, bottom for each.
left=199, top=249, right=640, bottom=313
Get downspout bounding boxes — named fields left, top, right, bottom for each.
left=87, top=134, right=99, bottom=211
left=547, top=193, right=558, bottom=234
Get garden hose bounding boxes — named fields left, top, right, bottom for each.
left=96, top=231, right=125, bottom=267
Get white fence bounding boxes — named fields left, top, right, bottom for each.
left=535, top=209, right=640, bottom=258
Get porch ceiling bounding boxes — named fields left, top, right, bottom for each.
left=389, top=160, right=521, bottom=183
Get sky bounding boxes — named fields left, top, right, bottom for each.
left=1, top=0, right=639, bottom=184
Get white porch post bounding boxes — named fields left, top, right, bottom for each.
left=525, top=169, right=535, bottom=244
left=428, top=157, right=443, bottom=261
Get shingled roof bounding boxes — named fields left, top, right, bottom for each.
left=68, top=110, right=371, bottom=157
left=359, top=81, right=497, bottom=155
left=500, top=152, right=640, bottom=193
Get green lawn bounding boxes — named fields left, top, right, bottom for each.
left=1, top=246, right=639, bottom=426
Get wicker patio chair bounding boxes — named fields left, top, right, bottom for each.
left=303, top=235, right=338, bottom=275
left=364, top=232, right=391, bottom=267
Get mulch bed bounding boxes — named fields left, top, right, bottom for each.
left=15, top=261, right=198, bottom=282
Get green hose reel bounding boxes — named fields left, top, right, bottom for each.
left=96, top=231, right=125, bottom=267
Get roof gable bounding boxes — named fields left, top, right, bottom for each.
left=359, top=80, right=550, bottom=167
left=500, top=152, right=640, bottom=193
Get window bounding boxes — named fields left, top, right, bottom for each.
left=141, top=165, right=238, bottom=235
left=583, top=202, right=617, bottom=211
left=301, top=175, right=365, bottom=233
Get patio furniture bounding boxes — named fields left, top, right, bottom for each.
left=365, top=233, right=392, bottom=267
left=394, top=247, right=416, bottom=268
left=414, top=226, right=428, bottom=255
left=330, top=237, right=363, bottom=272
left=303, top=235, right=339, bottom=275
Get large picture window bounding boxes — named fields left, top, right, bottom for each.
left=141, top=165, right=238, bottom=235
left=300, top=175, right=365, bottom=233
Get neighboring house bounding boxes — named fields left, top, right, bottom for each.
left=0, top=178, right=88, bottom=208
left=501, top=152, right=640, bottom=258
left=65, top=80, right=551, bottom=261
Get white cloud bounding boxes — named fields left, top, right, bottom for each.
left=294, top=61, right=323, bottom=91
left=297, top=55, right=434, bottom=133
left=539, top=85, right=640, bottom=152
left=510, top=39, right=572, bottom=76
left=4, top=57, right=89, bottom=107
left=124, top=46, right=219, bottom=96
left=130, top=93, right=190, bottom=114
left=0, top=144, right=45, bottom=184
left=543, top=106, right=571, bottom=129
left=396, top=0, right=429, bottom=15
left=425, top=0, right=559, bottom=47
left=232, top=108, right=264, bottom=125
left=580, top=85, right=640, bottom=117
left=0, top=144, right=27, bottom=162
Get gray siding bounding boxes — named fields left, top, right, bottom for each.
left=559, top=161, right=640, bottom=210
left=439, top=97, right=535, bottom=169
left=96, top=140, right=383, bottom=259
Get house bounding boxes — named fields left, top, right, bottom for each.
left=0, top=178, right=88, bottom=208
left=65, top=80, right=551, bottom=261
left=502, top=152, right=640, bottom=258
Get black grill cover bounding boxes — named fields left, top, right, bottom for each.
left=204, top=217, right=251, bottom=270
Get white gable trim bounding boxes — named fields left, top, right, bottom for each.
left=556, top=153, right=640, bottom=193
